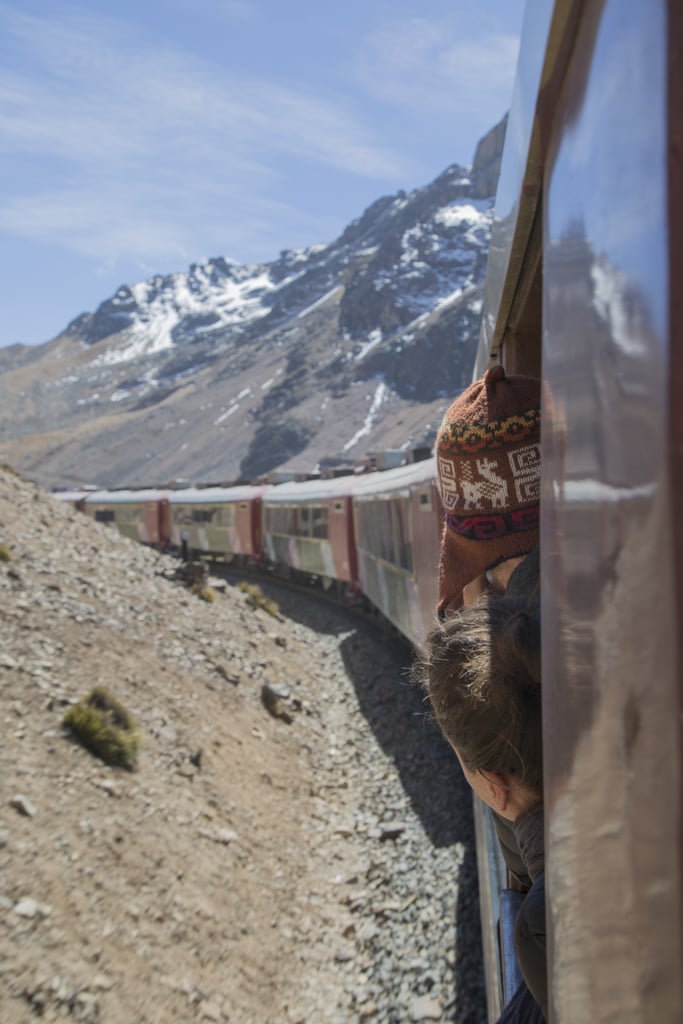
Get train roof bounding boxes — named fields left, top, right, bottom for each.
left=52, top=490, right=90, bottom=502
left=168, top=484, right=270, bottom=504
left=263, top=459, right=436, bottom=504
left=84, top=489, right=171, bottom=504
left=263, top=474, right=360, bottom=504
left=348, top=457, right=436, bottom=498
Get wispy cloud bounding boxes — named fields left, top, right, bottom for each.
left=355, top=17, right=520, bottom=120
left=0, top=5, right=410, bottom=266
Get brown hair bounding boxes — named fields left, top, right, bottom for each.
left=418, top=595, right=542, bottom=795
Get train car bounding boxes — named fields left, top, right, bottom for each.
left=83, top=489, right=171, bottom=547
left=261, top=475, right=358, bottom=588
left=472, top=1, right=682, bottom=1022
left=167, top=485, right=269, bottom=561
left=350, top=458, right=442, bottom=647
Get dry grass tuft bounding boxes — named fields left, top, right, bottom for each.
left=63, top=686, right=140, bottom=770
left=0, top=543, right=11, bottom=562
left=237, top=581, right=279, bottom=617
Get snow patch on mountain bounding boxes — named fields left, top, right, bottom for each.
left=343, top=382, right=388, bottom=451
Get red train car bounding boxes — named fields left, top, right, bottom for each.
left=167, top=485, right=269, bottom=561
left=261, top=476, right=358, bottom=586
left=83, top=489, right=171, bottom=547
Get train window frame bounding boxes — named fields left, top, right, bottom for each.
left=354, top=493, right=413, bottom=574
left=265, top=502, right=329, bottom=540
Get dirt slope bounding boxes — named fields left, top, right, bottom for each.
left=0, top=466, right=484, bottom=1024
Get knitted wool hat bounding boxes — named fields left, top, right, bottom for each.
left=436, top=364, right=541, bottom=616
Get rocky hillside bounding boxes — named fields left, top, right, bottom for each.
left=0, top=465, right=484, bottom=1023
left=0, top=120, right=505, bottom=489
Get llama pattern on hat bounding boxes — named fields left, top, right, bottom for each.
left=460, top=458, right=508, bottom=510
left=438, top=442, right=540, bottom=514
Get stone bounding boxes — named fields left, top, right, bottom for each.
left=379, top=821, right=408, bottom=841
left=214, top=828, right=238, bottom=845
left=9, top=794, right=36, bottom=817
left=14, top=897, right=52, bottom=918
left=410, top=995, right=443, bottom=1021
left=198, top=1000, right=222, bottom=1021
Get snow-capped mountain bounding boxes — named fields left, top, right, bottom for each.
left=0, top=118, right=506, bottom=488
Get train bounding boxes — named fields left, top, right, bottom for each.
left=54, top=0, right=683, bottom=1020
left=54, top=456, right=443, bottom=650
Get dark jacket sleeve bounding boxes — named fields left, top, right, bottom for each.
left=495, top=980, right=545, bottom=1024
left=492, top=811, right=532, bottom=888
left=513, top=805, right=544, bottom=884
left=514, top=873, right=547, bottom=1018
left=512, top=806, right=547, bottom=1017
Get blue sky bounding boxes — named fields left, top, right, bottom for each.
left=0, top=0, right=526, bottom=348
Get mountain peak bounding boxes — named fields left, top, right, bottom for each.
left=0, top=122, right=506, bottom=489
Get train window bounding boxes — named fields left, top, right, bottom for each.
left=216, top=505, right=235, bottom=528
left=172, top=508, right=192, bottom=526
left=418, top=491, right=432, bottom=511
left=265, top=503, right=329, bottom=539
left=95, top=509, right=115, bottom=522
left=353, top=496, right=414, bottom=572
left=265, top=505, right=297, bottom=536
left=239, top=502, right=248, bottom=510
left=311, top=506, right=329, bottom=539
left=265, top=506, right=279, bottom=533
left=334, top=501, right=344, bottom=512
left=395, top=498, right=413, bottom=572
left=171, top=507, right=184, bottom=523
left=123, top=505, right=143, bottom=524
left=191, top=509, right=215, bottom=523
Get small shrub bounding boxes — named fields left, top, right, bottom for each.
left=196, top=584, right=216, bottom=603
left=0, top=543, right=11, bottom=563
left=237, top=581, right=279, bottom=617
left=63, top=686, right=140, bottom=770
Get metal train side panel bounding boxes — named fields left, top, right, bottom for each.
left=542, top=1, right=681, bottom=1020
left=350, top=460, right=441, bottom=646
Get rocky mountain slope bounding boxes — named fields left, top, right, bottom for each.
left=0, top=120, right=506, bottom=489
left=0, top=465, right=484, bottom=1023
